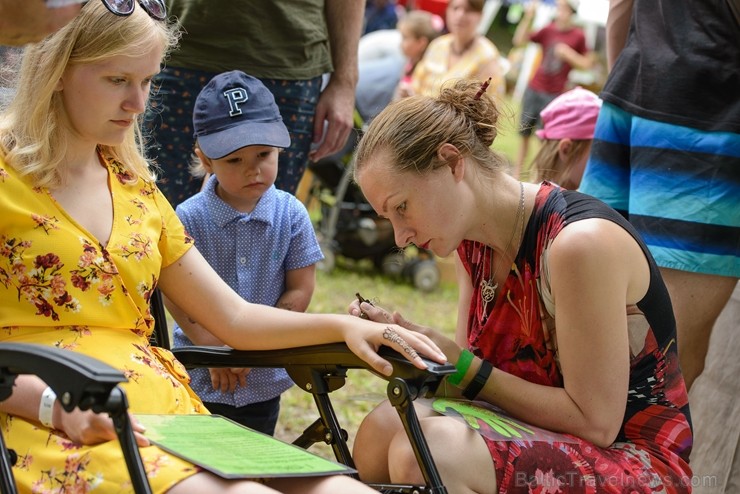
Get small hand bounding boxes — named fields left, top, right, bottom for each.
left=349, top=298, right=463, bottom=364
left=209, top=367, right=250, bottom=393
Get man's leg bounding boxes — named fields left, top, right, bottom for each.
left=514, top=134, right=530, bottom=179
left=261, top=77, right=323, bottom=196
left=515, top=87, right=557, bottom=179
left=515, top=87, right=539, bottom=178
left=660, top=268, right=737, bottom=390
left=145, top=66, right=215, bottom=207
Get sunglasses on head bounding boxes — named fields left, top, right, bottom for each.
left=98, top=0, right=167, bottom=21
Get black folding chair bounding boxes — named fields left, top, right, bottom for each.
left=154, top=290, right=455, bottom=494
left=174, top=344, right=453, bottom=494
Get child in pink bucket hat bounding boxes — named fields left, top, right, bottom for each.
left=529, top=86, right=602, bottom=189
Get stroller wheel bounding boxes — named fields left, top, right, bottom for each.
left=412, top=260, right=440, bottom=293
left=317, top=241, right=336, bottom=273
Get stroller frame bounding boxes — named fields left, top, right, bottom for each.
left=309, top=151, right=441, bottom=293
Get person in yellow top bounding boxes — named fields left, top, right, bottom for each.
left=410, top=0, right=505, bottom=98
left=0, top=2, right=445, bottom=493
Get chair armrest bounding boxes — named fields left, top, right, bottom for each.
left=0, top=342, right=127, bottom=412
left=0, top=343, right=151, bottom=493
left=174, top=343, right=455, bottom=492
left=173, top=343, right=456, bottom=398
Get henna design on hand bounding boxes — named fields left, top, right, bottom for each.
left=383, top=326, right=419, bottom=360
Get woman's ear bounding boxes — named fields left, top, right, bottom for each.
left=557, top=138, right=573, bottom=162
left=437, top=143, right=461, bottom=165
left=437, top=143, right=465, bottom=181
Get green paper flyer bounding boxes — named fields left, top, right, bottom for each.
left=136, top=414, right=356, bottom=479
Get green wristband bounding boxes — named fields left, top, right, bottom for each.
left=447, top=349, right=474, bottom=386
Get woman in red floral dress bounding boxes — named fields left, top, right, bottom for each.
left=348, top=79, right=693, bottom=493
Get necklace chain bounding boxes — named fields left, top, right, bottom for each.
left=450, top=37, right=476, bottom=56
left=480, top=182, right=525, bottom=319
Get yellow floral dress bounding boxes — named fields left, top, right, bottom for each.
left=0, top=154, right=207, bottom=493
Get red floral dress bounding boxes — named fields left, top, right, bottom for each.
left=456, top=182, right=693, bottom=493
left=0, top=154, right=205, bottom=493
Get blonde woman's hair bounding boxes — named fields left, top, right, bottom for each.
left=0, top=1, right=180, bottom=188
left=354, top=78, right=508, bottom=178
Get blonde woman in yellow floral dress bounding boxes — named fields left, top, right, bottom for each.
left=0, top=2, right=445, bottom=493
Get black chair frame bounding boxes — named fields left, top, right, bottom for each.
left=154, top=289, right=456, bottom=493
left=174, top=344, right=454, bottom=494
left=0, top=343, right=152, bottom=494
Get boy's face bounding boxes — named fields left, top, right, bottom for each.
left=399, top=24, right=429, bottom=61
left=197, top=145, right=280, bottom=213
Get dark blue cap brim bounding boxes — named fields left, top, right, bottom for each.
left=197, top=120, right=291, bottom=160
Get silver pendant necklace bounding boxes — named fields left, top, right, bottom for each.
left=480, top=181, right=525, bottom=321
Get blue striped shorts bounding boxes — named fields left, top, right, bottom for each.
left=579, top=102, right=740, bottom=277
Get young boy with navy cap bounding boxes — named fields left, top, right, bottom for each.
left=166, top=70, right=324, bottom=434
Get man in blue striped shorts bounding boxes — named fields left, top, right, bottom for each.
left=579, top=0, right=739, bottom=391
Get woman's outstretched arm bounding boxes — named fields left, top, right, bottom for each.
left=159, top=247, right=446, bottom=376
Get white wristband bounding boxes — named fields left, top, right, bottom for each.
left=39, top=386, right=56, bottom=429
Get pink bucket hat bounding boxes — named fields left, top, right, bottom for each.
left=536, top=87, right=602, bottom=140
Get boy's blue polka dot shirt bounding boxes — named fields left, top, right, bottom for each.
left=172, top=175, right=324, bottom=407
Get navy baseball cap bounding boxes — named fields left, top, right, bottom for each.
left=193, top=70, right=291, bottom=159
